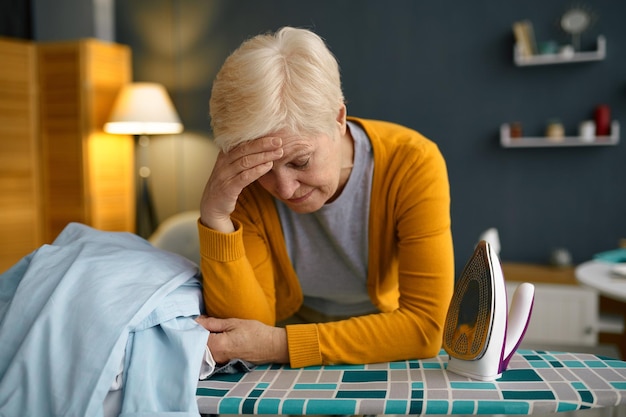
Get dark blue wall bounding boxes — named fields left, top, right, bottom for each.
left=116, top=0, right=626, bottom=272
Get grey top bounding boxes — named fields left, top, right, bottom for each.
left=276, top=121, right=376, bottom=316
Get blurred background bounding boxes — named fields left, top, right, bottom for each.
left=1, top=0, right=625, bottom=272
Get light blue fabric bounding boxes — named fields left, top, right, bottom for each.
left=0, top=223, right=208, bottom=417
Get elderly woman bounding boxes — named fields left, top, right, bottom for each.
left=196, top=26, right=454, bottom=368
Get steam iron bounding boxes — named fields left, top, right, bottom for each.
left=443, top=240, right=535, bottom=381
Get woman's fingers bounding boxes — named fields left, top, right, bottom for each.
left=231, top=137, right=283, bottom=175
left=196, top=317, right=289, bottom=365
left=196, top=316, right=228, bottom=332
left=200, top=136, right=283, bottom=231
left=208, top=137, right=283, bottom=199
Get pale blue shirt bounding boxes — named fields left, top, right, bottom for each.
left=0, top=223, right=208, bottom=417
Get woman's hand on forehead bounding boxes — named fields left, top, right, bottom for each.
left=199, top=135, right=283, bottom=233
left=233, top=135, right=283, bottom=159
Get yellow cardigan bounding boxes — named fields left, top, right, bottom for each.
left=199, top=117, right=454, bottom=368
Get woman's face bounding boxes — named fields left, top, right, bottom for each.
left=256, top=129, right=347, bottom=213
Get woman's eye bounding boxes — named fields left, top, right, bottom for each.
left=290, top=158, right=310, bottom=169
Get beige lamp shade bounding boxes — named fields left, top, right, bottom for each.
left=104, top=82, right=183, bottom=135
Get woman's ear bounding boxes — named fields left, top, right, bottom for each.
left=336, top=103, right=347, bottom=134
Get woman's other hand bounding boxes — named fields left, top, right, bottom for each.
left=200, top=136, right=283, bottom=233
left=196, top=316, right=289, bottom=365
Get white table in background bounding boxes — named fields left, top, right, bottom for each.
left=576, top=260, right=626, bottom=303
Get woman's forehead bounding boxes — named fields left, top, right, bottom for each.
left=280, top=135, right=315, bottom=157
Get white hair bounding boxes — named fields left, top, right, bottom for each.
left=209, top=26, right=345, bottom=151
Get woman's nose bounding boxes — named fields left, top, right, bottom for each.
left=272, top=170, right=299, bottom=200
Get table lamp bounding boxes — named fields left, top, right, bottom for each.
left=104, top=82, right=183, bottom=238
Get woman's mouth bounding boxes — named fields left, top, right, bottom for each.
left=287, top=189, right=313, bottom=204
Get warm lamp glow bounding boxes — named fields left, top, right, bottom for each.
left=103, top=82, right=183, bottom=238
left=104, top=82, right=183, bottom=135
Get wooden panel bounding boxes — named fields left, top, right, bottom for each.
left=0, top=38, right=41, bottom=272
left=0, top=38, right=133, bottom=270
left=82, top=40, right=134, bottom=233
left=38, top=39, right=134, bottom=242
left=38, top=42, right=85, bottom=242
left=82, top=39, right=132, bottom=129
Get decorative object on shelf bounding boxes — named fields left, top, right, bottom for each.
left=559, top=45, right=575, bottom=59
left=105, top=82, right=184, bottom=238
left=594, top=104, right=611, bottom=136
left=579, top=120, right=596, bottom=142
left=545, top=120, right=565, bottom=141
left=512, top=20, right=537, bottom=58
left=537, top=40, right=559, bottom=55
left=559, top=4, right=597, bottom=51
left=499, top=120, right=620, bottom=148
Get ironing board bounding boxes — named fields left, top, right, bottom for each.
left=196, top=349, right=626, bottom=415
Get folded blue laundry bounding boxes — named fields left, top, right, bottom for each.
left=593, top=247, right=626, bottom=263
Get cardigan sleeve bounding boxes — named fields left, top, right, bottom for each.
left=198, top=219, right=277, bottom=325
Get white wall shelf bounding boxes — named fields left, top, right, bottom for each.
left=500, top=121, right=620, bottom=148
left=514, top=35, right=606, bottom=67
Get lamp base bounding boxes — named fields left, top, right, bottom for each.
left=135, top=134, right=158, bottom=238
left=136, top=176, right=157, bottom=238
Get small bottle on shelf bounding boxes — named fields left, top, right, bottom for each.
left=594, top=105, right=611, bottom=136
left=510, top=122, right=523, bottom=138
